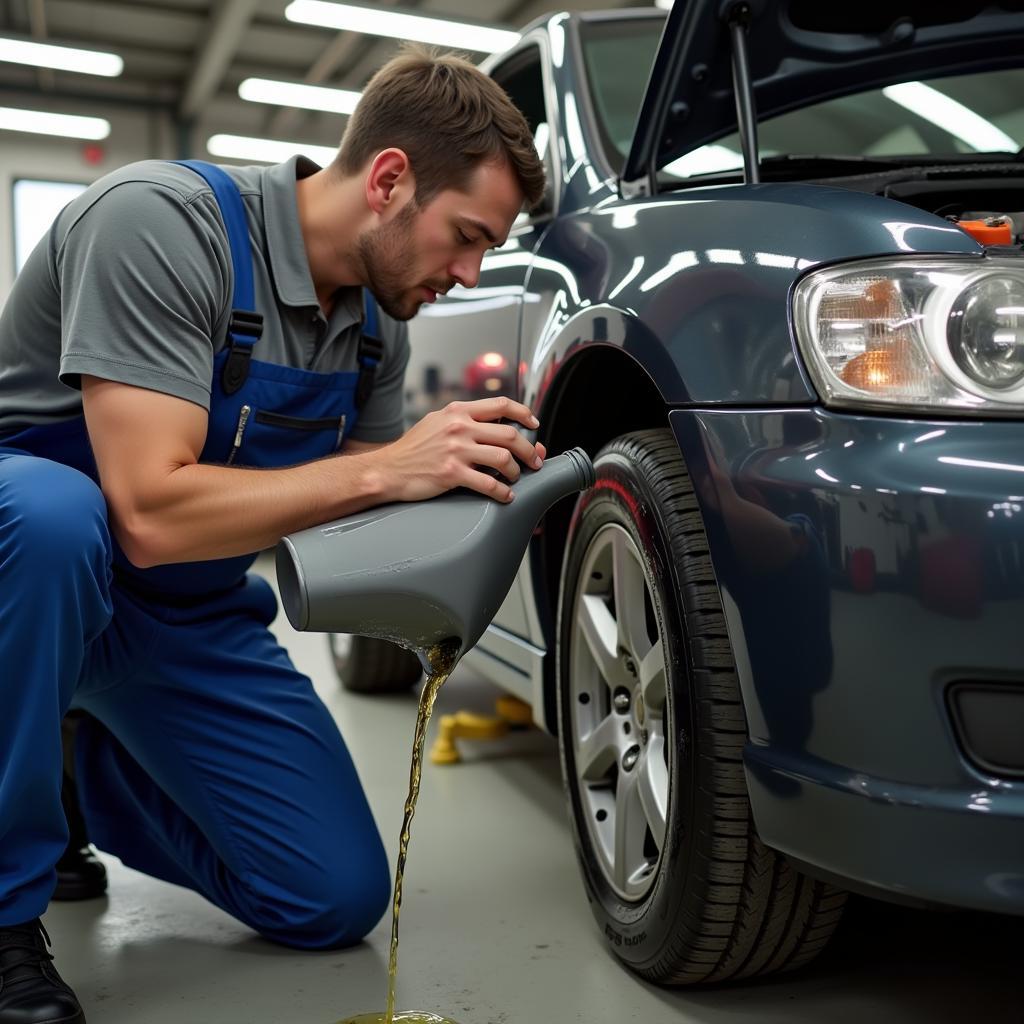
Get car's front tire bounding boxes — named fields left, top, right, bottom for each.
left=556, top=429, right=846, bottom=984
left=327, top=633, right=423, bottom=694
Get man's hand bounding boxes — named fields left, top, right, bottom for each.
left=371, top=397, right=546, bottom=504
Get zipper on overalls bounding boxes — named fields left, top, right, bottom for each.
left=227, top=404, right=252, bottom=464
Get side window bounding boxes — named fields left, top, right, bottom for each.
left=492, top=46, right=555, bottom=219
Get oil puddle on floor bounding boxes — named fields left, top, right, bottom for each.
left=335, top=1012, right=461, bottom=1023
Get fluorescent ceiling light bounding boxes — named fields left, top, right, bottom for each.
left=883, top=82, right=1017, bottom=153
left=0, top=105, right=109, bottom=139
left=654, top=0, right=674, bottom=8
left=207, top=133, right=338, bottom=166
left=0, top=36, right=122, bottom=76
left=239, top=78, right=361, bottom=114
left=285, top=0, right=519, bottom=53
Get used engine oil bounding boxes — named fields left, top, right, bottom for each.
left=277, top=449, right=595, bottom=1024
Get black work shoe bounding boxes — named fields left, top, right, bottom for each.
left=53, top=738, right=107, bottom=903
left=0, top=918, right=85, bottom=1023
left=52, top=845, right=106, bottom=904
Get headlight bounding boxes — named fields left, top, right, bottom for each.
left=793, top=258, right=1024, bottom=413
left=947, top=275, right=1024, bottom=389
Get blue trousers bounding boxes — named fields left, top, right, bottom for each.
left=0, top=451, right=390, bottom=948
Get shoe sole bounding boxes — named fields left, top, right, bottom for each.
left=51, top=879, right=107, bottom=902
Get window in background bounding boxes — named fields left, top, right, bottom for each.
left=13, top=179, right=87, bottom=273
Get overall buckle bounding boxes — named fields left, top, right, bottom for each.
left=222, top=310, right=263, bottom=396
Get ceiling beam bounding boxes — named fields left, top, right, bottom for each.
left=266, top=29, right=360, bottom=138
left=27, top=0, right=54, bottom=91
left=266, top=0, right=405, bottom=140
left=179, top=0, right=258, bottom=120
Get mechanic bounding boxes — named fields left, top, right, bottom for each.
left=0, top=46, right=546, bottom=1024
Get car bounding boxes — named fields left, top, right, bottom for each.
left=329, top=1, right=1024, bottom=986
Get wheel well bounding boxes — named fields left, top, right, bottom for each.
left=533, top=346, right=668, bottom=729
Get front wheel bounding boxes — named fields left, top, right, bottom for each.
left=556, top=429, right=846, bottom=985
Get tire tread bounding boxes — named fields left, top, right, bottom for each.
left=575, top=429, right=846, bottom=986
left=329, top=634, right=422, bottom=694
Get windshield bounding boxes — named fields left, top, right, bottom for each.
left=579, top=17, right=664, bottom=174
left=579, top=18, right=1024, bottom=177
left=666, top=68, right=1024, bottom=178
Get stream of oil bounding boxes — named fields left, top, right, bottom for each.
left=335, top=640, right=462, bottom=1024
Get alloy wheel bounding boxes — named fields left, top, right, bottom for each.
left=569, top=522, right=670, bottom=901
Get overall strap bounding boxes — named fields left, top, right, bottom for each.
left=173, top=159, right=263, bottom=396
left=356, top=289, right=384, bottom=412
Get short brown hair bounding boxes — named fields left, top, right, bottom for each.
left=334, top=44, right=546, bottom=211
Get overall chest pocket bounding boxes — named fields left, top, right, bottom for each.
left=227, top=404, right=347, bottom=467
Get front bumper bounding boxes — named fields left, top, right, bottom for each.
left=744, top=743, right=1024, bottom=913
left=670, top=407, right=1024, bottom=915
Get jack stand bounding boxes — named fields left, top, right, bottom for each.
left=430, top=695, right=533, bottom=765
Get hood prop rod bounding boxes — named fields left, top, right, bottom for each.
left=726, top=2, right=760, bottom=184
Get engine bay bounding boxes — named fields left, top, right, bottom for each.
left=819, top=162, right=1024, bottom=246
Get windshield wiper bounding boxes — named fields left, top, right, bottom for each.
left=759, top=153, right=1021, bottom=176
left=763, top=154, right=930, bottom=171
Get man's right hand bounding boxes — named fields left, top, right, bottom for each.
left=370, top=397, right=546, bottom=504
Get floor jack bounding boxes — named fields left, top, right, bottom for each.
left=430, top=695, right=534, bottom=765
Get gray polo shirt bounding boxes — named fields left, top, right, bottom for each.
left=0, top=155, right=409, bottom=443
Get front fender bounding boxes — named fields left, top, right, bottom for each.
left=523, top=303, right=684, bottom=419
left=520, top=183, right=981, bottom=410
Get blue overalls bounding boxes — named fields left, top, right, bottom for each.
left=0, top=161, right=390, bottom=948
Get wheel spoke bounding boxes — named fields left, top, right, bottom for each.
left=639, top=638, right=666, bottom=713
left=636, top=740, right=668, bottom=847
left=576, top=713, right=623, bottom=782
left=613, top=766, right=647, bottom=890
left=578, top=594, right=622, bottom=686
left=612, top=531, right=650, bottom=660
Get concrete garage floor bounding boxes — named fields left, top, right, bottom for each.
left=43, top=557, right=1023, bottom=1024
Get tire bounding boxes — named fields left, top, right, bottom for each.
left=327, top=633, right=423, bottom=694
left=556, top=429, right=846, bottom=985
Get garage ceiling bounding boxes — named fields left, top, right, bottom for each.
left=0, top=0, right=655, bottom=149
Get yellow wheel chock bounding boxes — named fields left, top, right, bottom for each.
left=430, top=695, right=534, bottom=765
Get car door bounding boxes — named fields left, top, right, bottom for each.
left=403, top=36, right=559, bottom=702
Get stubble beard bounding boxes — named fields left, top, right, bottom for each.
left=358, top=202, right=422, bottom=322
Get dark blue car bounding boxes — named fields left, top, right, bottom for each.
left=333, top=1, right=1024, bottom=984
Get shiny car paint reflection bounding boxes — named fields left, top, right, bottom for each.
left=401, top=9, right=1024, bottom=916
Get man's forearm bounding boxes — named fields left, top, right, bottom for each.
left=85, top=383, right=545, bottom=569
left=114, top=452, right=388, bottom=568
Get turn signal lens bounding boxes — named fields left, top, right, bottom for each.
left=814, top=276, right=934, bottom=399
left=839, top=340, right=925, bottom=392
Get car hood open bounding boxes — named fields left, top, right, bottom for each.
left=622, top=0, right=1024, bottom=193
